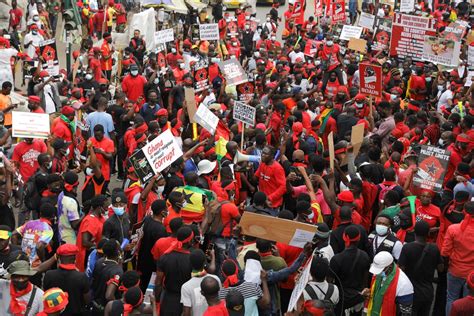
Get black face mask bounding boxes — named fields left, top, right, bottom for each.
left=13, top=280, right=29, bottom=291
left=158, top=118, right=167, bottom=127
left=50, top=186, right=62, bottom=194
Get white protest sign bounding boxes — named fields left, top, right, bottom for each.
left=358, top=12, right=375, bottom=30
left=422, top=36, right=461, bottom=67
left=233, top=101, right=256, bottom=126
left=199, top=23, right=219, bottom=41
left=465, top=71, right=474, bottom=87
left=194, top=104, right=219, bottom=134
left=154, top=28, right=174, bottom=44
left=469, top=46, right=474, bottom=67
left=400, top=0, right=415, bottom=12
left=142, top=129, right=183, bottom=173
left=288, top=255, right=314, bottom=312
left=12, top=111, right=50, bottom=139
left=339, top=25, right=363, bottom=41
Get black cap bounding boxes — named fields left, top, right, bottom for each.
left=225, top=290, right=245, bottom=316
left=314, top=222, right=330, bottom=239
left=111, top=190, right=127, bottom=204
left=52, top=138, right=71, bottom=150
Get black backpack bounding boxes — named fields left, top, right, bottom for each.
left=23, top=172, right=41, bottom=212
left=304, top=282, right=336, bottom=311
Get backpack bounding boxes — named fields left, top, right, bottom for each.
left=378, top=182, right=397, bottom=203
left=23, top=172, right=41, bottom=212
left=304, top=282, right=336, bottom=311
left=206, top=200, right=231, bottom=237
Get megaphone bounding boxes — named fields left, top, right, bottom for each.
left=234, top=151, right=261, bottom=164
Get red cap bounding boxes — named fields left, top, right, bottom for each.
left=292, top=122, right=303, bottom=135
left=355, top=93, right=365, bottom=102
left=61, top=106, right=75, bottom=116
left=156, top=108, right=168, bottom=117
left=98, top=78, right=108, bottom=85
left=56, top=244, right=79, bottom=256
left=28, top=95, right=41, bottom=103
left=337, top=190, right=354, bottom=203
left=456, top=134, right=471, bottom=143
left=30, top=24, right=38, bottom=30
left=39, top=70, right=49, bottom=78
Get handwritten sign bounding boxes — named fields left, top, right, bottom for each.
left=199, top=23, right=219, bottom=41
left=12, top=111, right=50, bottom=139
left=339, top=25, right=363, bottom=41
left=233, top=101, right=256, bottom=126
left=358, top=12, right=375, bottom=30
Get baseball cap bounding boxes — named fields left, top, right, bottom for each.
left=52, top=139, right=71, bottom=150
left=369, top=251, right=393, bottom=275
left=112, top=190, right=127, bottom=204
left=226, top=289, right=245, bottom=316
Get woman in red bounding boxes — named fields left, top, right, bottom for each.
left=415, top=189, right=441, bottom=242
left=76, top=195, right=108, bottom=271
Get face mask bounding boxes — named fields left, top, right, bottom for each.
left=271, top=36, right=276, bottom=41
left=211, top=57, right=220, bottom=63
left=380, top=271, right=386, bottom=278
left=437, top=85, right=444, bottom=91
left=266, top=17, right=270, bottom=22
left=32, top=30, right=38, bottom=35
left=43, top=76, right=50, bottom=82
left=390, top=94, right=397, bottom=101
left=171, top=48, right=177, bottom=53
left=156, top=185, right=165, bottom=196
left=85, top=74, right=93, bottom=80
left=254, top=52, right=260, bottom=58
left=131, top=70, right=138, bottom=76
left=33, top=16, right=39, bottom=21
left=306, top=212, right=314, bottom=221
left=438, top=139, right=446, bottom=147
left=46, top=161, right=52, bottom=169
left=425, top=77, right=432, bottom=82
left=176, top=201, right=187, bottom=209
left=64, top=148, right=70, bottom=157
left=112, top=206, right=125, bottom=216
left=326, top=40, right=334, bottom=46
left=12, top=280, right=29, bottom=291
left=154, top=78, right=159, bottom=84
left=375, top=224, right=389, bottom=236
left=85, top=167, right=94, bottom=176
left=343, top=59, right=350, bottom=65
left=232, top=42, right=237, bottom=46
left=179, top=63, right=185, bottom=69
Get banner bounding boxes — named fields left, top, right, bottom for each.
left=358, top=12, right=375, bottom=30
left=193, top=60, right=209, bottom=92
left=291, top=0, right=305, bottom=25
left=12, top=111, right=50, bottom=139
left=130, top=129, right=183, bottom=183
left=389, top=13, right=436, bottom=61
left=237, top=81, right=255, bottom=103
left=154, top=28, right=174, bottom=44
left=359, top=63, right=382, bottom=98
left=400, top=0, right=415, bottom=12
left=422, top=36, right=461, bottom=67
left=304, top=39, right=320, bottom=56
left=39, top=39, right=59, bottom=76
left=339, top=25, right=363, bottom=41
left=413, top=145, right=450, bottom=192
left=314, top=0, right=323, bottom=16
left=218, top=59, right=248, bottom=86
left=199, top=23, right=219, bottom=41
left=194, top=104, right=219, bottom=134
left=128, top=9, right=157, bottom=50
left=372, top=17, right=392, bottom=51
left=331, top=0, right=346, bottom=24
left=233, top=101, right=256, bottom=126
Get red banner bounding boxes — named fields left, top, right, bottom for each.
left=304, top=39, right=321, bottom=56
left=331, top=0, right=345, bottom=24
left=359, top=63, right=382, bottom=98
left=314, top=0, right=323, bottom=17
left=291, top=0, right=305, bottom=26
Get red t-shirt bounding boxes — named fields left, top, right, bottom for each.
left=255, top=161, right=286, bottom=207
left=51, top=117, right=74, bottom=159
left=450, top=296, right=474, bottom=315
left=151, top=236, right=176, bottom=261
left=115, top=4, right=127, bottom=24
left=9, top=8, right=23, bottom=28
left=203, top=301, right=229, bottom=316
left=277, top=242, right=303, bottom=289
left=31, top=107, right=45, bottom=114
left=89, top=58, right=102, bottom=81
left=121, top=74, right=147, bottom=102
left=12, top=140, right=47, bottom=182
left=76, top=213, right=105, bottom=271
left=90, top=136, right=115, bottom=181
left=166, top=52, right=183, bottom=69
left=410, top=75, right=426, bottom=101
left=163, top=206, right=180, bottom=233
left=220, top=203, right=240, bottom=237
left=320, top=44, right=341, bottom=71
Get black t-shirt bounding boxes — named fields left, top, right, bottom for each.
left=107, top=105, right=127, bottom=136
left=156, top=251, right=191, bottom=294
left=92, top=258, right=124, bottom=306
left=336, top=114, right=358, bottom=141
left=102, top=214, right=131, bottom=244
left=330, top=223, right=368, bottom=254
left=82, top=174, right=106, bottom=203
left=43, top=268, right=90, bottom=316
left=137, top=216, right=167, bottom=272
left=169, top=86, right=185, bottom=112
left=163, top=172, right=184, bottom=198
left=0, top=245, right=22, bottom=278
left=398, top=242, right=441, bottom=302
left=330, top=247, right=371, bottom=308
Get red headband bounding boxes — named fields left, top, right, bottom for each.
left=343, top=232, right=360, bottom=248
left=222, top=260, right=239, bottom=288
left=64, top=181, right=79, bottom=192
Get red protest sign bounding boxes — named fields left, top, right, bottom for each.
left=359, top=63, right=382, bottom=98
left=314, top=0, right=323, bottom=17
left=331, top=0, right=346, bottom=24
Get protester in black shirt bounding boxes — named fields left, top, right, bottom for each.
left=399, top=221, right=444, bottom=316
left=103, top=190, right=130, bottom=244
left=163, top=158, right=185, bottom=197
left=330, top=225, right=370, bottom=315
left=43, top=244, right=90, bottom=316
left=330, top=206, right=368, bottom=254
left=155, top=226, right=193, bottom=315
left=137, top=199, right=168, bottom=293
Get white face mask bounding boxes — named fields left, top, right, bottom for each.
left=254, top=52, right=260, bottom=58
left=156, top=185, right=165, bottom=196
left=85, top=74, right=93, bottom=80
left=266, top=17, right=270, bottom=22
left=179, top=63, right=185, bottom=69
left=425, top=77, right=432, bottom=82
left=326, top=40, right=334, bottom=46
left=85, top=167, right=94, bottom=176
left=375, top=224, right=389, bottom=236
left=64, top=148, right=70, bottom=157
left=171, top=48, right=177, bottom=53
left=154, top=78, right=159, bottom=84
left=271, top=36, right=276, bottom=41
left=232, top=42, right=237, bottom=46
left=130, top=70, right=139, bottom=76
left=390, top=94, right=397, bottom=101
left=306, top=212, right=314, bottom=221
left=245, top=25, right=250, bottom=30
left=46, top=161, right=52, bottom=169
left=438, top=139, right=446, bottom=147
left=211, top=57, right=220, bottom=63
left=33, top=16, right=39, bottom=21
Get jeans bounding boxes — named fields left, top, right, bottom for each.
left=446, top=272, right=469, bottom=315
left=213, top=237, right=237, bottom=278
left=321, top=66, right=345, bottom=94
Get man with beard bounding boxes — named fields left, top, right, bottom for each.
left=0, top=260, right=44, bottom=314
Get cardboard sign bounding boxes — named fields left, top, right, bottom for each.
left=218, top=59, right=249, bottom=86
left=340, top=123, right=365, bottom=166
left=358, top=12, right=376, bottom=30
left=239, top=212, right=317, bottom=247
left=413, top=145, right=450, bottom=192
left=328, top=132, right=335, bottom=171
left=422, top=36, right=461, bottom=67
left=371, top=17, right=392, bottom=51
left=359, top=63, right=382, bottom=98
left=331, top=0, right=346, bottom=23
left=184, top=87, right=198, bottom=123
left=199, top=23, right=219, bottom=41
left=194, top=104, right=219, bottom=134
left=154, top=28, right=174, bottom=44
left=12, top=112, right=50, bottom=139
left=400, top=0, right=415, bottom=12
left=389, top=13, right=436, bottom=61
left=233, top=101, right=256, bottom=126
left=288, top=256, right=313, bottom=312
left=348, top=38, right=367, bottom=53
left=339, top=25, right=363, bottom=41
left=39, top=39, right=59, bottom=76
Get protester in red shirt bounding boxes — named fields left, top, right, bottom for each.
left=12, top=138, right=47, bottom=183
left=201, top=276, right=229, bottom=316
left=121, top=64, right=147, bottom=102
left=409, top=67, right=427, bottom=101
left=90, top=124, right=115, bottom=186
left=76, top=195, right=107, bottom=271
left=166, top=47, right=183, bottom=69
left=9, top=0, right=23, bottom=30
left=416, top=189, right=440, bottom=242
left=27, top=96, right=45, bottom=113
left=254, top=146, right=286, bottom=209
left=450, top=271, right=474, bottom=316
left=445, top=134, right=471, bottom=183
left=92, top=5, right=108, bottom=38
left=51, top=105, right=75, bottom=160
left=391, top=112, right=410, bottom=139
left=163, top=191, right=183, bottom=233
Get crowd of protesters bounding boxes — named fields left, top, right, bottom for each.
left=0, top=0, right=473, bottom=315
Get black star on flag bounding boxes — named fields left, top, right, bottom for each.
left=426, top=162, right=438, bottom=176
left=183, top=192, right=194, bottom=205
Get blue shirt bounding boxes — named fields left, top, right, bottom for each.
left=86, top=111, right=115, bottom=138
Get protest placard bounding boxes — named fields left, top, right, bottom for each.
left=389, top=13, right=436, bottom=61
left=413, top=145, right=451, bottom=192
left=218, top=59, right=249, bottom=86
left=237, top=81, right=255, bottom=103
left=129, top=149, right=154, bottom=183
left=288, top=256, right=314, bottom=312
left=12, top=111, right=50, bottom=139
left=304, top=39, right=320, bottom=56
left=358, top=12, right=375, bottom=30
left=233, top=101, right=256, bottom=126
left=339, top=25, right=363, bottom=41
left=314, top=0, right=323, bottom=16
left=154, top=28, right=174, bottom=44
left=39, top=39, right=59, bottom=76
left=348, top=38, right=367, bottom=53
left=422, top=36, right=461, bottom=67
left=359, top=63, right=382, bottom=98
left=143, top=129, right=183, bottom=173
left=184, top=87, right=198, bottom=123
left=328, top=132, right=335, bottom=171
left=194, top=104, right=219, bottom=134
left=400, top=0, right=415, bottom=12
left=199, top=23, right=219, bottom=41
left=192, top=60, right=209, bottom=92
left=371, top=17, right=392, bottom=51
left=331, top=0, right=346, bottom=23
left=442, top=22, right=466, bottom=41
left=465, top=71, right=474, bottom=87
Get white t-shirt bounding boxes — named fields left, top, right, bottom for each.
left=437, top=89, right=453, bottom=111
left=289, top=51, right=306, bottom=64
left=43, top=84, right=56, bottom=114
left=23, top=32, right=43, bottom=59
left=303, top=280, right=340, bottom=305
left=395, top=269, right=414, bottom=297
left=0, top=280, right=43, bottom=315
left=181, top=274, right=221, bottom=315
